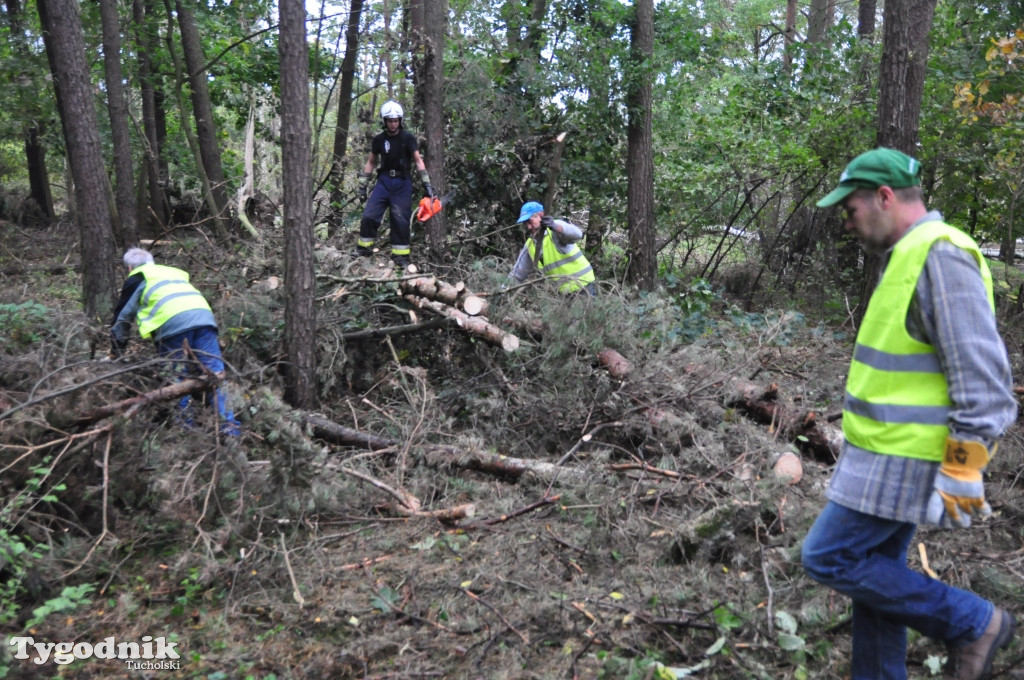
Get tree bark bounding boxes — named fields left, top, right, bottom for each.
left=280, top=0, right=318, bottom=410
left=625, top=0, right=656, bottom=290
left=133, top=0, right=169, bottom=231
left=860, top=0, right=937, bottom=309
left=6, top=0, right=55, bottom=222
left=327, top=0, right=365, bottom=229
left=174, top=0, right=230, bottom=240
left=99, top=0, right=139, bottom=247
left=876, top=0, right=936, bottom=151
left=37, top=0, right=118, bottom=321
left=417, top=0, right=447, bottom=255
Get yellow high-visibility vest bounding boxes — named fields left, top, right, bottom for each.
left=842, top=221, right=993, bottom=461
left=130, top=263, right=212, bottom=338
left=526, top=230, right=595, bottom=294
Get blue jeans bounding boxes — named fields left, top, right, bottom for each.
left=156, top=326, right=240, bottom=435
left=802, top=501, right=992, bottom=680
left=360, top=175, right=412, bottom=256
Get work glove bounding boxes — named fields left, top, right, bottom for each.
left=419, top=170, right=436, bottom=198
left=925, top=437, right=993, bottom=528
left=357, top=173, right=371, bottom=202
left=109, top=331, right=128, bottom=358
left=540, top=215, right=555, bottom=230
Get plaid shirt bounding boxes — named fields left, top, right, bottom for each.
left=826, top=212, right=1017, bottom=526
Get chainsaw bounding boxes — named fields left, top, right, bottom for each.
left=415, top=190, right=456, bottom=222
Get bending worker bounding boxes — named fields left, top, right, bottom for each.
left=355, top=100, right=434, bottom=269
left=110, top=248, right=240, bottom=435
left=509, top=201, right=596, bottom=296
left=801, top=148, right=1016, bottom=680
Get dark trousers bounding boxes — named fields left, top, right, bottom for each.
left=359, top=175, right=413, bottom=257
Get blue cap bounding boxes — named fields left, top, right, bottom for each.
left=517, top=201, right=544, bottom=223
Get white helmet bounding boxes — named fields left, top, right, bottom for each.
left=380, top=100, right=404, bottom=123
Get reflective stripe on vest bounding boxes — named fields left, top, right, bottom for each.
left=842, top=221, right=993, bottom=461
left=527, top=230, right=596, bottom=293
left=131, top=263, right=212, bottom=339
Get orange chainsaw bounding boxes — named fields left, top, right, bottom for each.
left=415, top=190, right=455, bottom=222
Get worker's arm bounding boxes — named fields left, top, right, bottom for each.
left=509, top=244, right=535, bottom=283
left=110, top=274, right=145, bottom=352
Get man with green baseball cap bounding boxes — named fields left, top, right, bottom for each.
left=804, top=147, right=1018, bottom=680
left=816, top=147, right=922, bottom=207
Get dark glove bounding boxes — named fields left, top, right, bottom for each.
left=109, top=332, right=128, bottom=358
left=540, top=215, right=555, bottom=230
left=925, top=437, right=992, bottom=528
left=357, top=173, right=371, bottom=202
left=418, top=169, right=435, bottom=198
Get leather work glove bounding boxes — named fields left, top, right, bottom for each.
left=540, top=215, right=555, bottom=230
left=925, top=437, right=993, bottom=528
left=357, top=173, right=371, bottom=202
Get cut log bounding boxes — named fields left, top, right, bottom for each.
left=404, top=294, right=519, bottom=351
left=400, top=276, right=489, bottom=316
left=597, top=348, right=632, bottom=379
left=681, top=363, right=843, bottom=462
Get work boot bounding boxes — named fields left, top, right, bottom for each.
left=945, top=608, right=1016, bottom=680
left=392, top=255, right=410, bottom=269
left=353, top=246, right=372, bottom=257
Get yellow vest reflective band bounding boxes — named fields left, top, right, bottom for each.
left=526, top=230, right=596, bottom=293
left=842, top=221, right=993, bottom=461
left=130, top=263, right=212, bottom=339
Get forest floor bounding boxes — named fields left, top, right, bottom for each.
left=2, top=219, right=1024, bottom=680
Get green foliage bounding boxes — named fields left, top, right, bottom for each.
left=0, top=301, right=51, bottom=352
left=24, top=583, right=95, bottom=629
left=0, top=458, right=66, bottom=628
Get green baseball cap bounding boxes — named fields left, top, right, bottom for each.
left=817, top=147, right=922, bottom=207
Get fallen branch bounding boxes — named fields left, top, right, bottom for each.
left=71, top=378, right=217, bottom=427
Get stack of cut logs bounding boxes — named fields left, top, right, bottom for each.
left=399, top=275, right=520, bottom=352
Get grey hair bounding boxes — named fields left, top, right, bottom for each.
left=123, top=248, right=155, bottom=269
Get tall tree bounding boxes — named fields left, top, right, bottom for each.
left=99, top=0, right=138, bottom=246
left=36, top=0, right=118, bottom=320
left=876, top=0, right=936, bottom=150
left=857, top=0, right=937, bottom=306
left=6, top=0, right=54, bottom=221
left=133, top=0, right=169, bottom=231
left=174, top=0, right=231, bottom=239
left=415, top=0, right=448, bottom=254
left=279, top=0, right=317, bottom=409
left=625, top=0, right=655, bottom=290
left=326, top=0, right=365, bottom=229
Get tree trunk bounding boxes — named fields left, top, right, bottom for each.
left=6, top=0, right=56, bottom=222
left=174, top=0, right=230, bottom=240
left=24, top=125, right=55, bottom=224
left=280, top=0, right=318, bottom=410
left=625, top=0, right=656, bottom=290
left=133, top=0, right=169, bottom=231
left=327, top=0, right=365, bottom=228
left=860, top=0, right=937, bottom=309
left=37, top=0, right=118, bottom=321
left=876, top=0, right=936, bottom=151
left=420, top=0, right=447, bottom=255
left=99, top=0, right=139, bottom=247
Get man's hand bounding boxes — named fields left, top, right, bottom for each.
left=418, top=169, right=435, bottom=198
left=358, top=173, right=371, bottom=203
left=926, top=438, right=992, bottom=528
left=540, top=216, right=555, bottom=230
